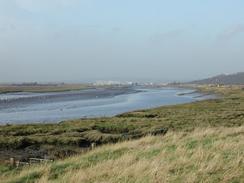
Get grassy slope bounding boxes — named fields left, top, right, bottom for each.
left=1, top=125, right=244, bottom=183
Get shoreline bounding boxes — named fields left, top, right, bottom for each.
left=0, top=85, right=243, bottom=163
left=0, top=87, right=213, bottom=125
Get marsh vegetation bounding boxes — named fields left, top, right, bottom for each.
left=0, top=85, right=243, bottom=182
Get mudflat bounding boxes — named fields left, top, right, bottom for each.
left=0, top=87, right=212, bottom=124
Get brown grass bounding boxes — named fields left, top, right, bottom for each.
left=1, top=125, right=244, bottom=183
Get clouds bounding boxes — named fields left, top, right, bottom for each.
left=0, top=1, right=244, bottom=82
left=218, top=24, right=244, bottom=41
left=15, top=0, right=81, bottom=12
left=0, top=0, right=82, bottom=15
left=149, top=30, right=185, bottom=45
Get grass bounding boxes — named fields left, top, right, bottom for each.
left=1, top=125, right=243, bottom=183
left=0, top=85, right=243, bottom=182
left=0, top=85, right=243, bottom=161
left=0, top=119, right=168, bottom=160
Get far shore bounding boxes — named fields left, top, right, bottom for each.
left=0, top=83, right=94, bottom=94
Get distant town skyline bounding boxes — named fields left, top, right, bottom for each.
left=0, top=0, right=244, bottom=83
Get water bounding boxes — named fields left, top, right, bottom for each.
left=0, top=87, right=213, bottom=124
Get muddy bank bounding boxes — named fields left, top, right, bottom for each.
left=0, top=87, right=210, bottom=124
left=0, top=87, right=138, bottom=110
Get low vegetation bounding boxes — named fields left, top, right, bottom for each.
left=0, top=85, right=243, bottom=182
left=1, top=125, right=243, bottom=183
left=0, top=118, right=168, bottom=161
left=0, top=85, right=243, bottom=161
left=189, top=72, right=244, bottom=85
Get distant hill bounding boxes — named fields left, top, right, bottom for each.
left=189, top=72, right=244, bottom=85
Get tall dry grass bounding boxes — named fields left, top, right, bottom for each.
left=1, top=125, right=244, bottom=183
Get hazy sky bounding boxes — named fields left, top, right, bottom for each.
left=0, top=0, right=244, bottom=83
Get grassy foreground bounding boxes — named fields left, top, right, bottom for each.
left=1, top=125, right=244, bottom=183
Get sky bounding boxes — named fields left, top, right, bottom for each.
left=0, top=0, right=244, bottom=83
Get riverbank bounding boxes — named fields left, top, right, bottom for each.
left=0, top=87, right=139, bottom=111
left=0, top=87, right=206, bottom=124
left=0, top=85, right=243, bottom=163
